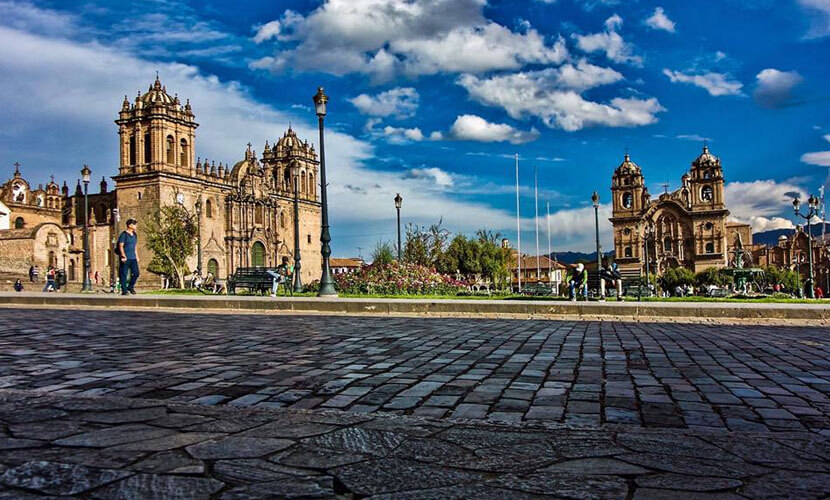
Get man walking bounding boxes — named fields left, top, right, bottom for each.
left=117, top=218, right=140, bottom=295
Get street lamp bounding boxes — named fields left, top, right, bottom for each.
left=793, top=194, right=819, bottom=298
left=81, top=164, right=93, bottom=292
left=591, top=191, right=601, bottom=298
left=292, top=162, right=303, bottom=293
left=313, top=87, right=336, bottom=297
left=195, top=198, right=202, bottom=276
left=394, top=193, right=403, bottom=261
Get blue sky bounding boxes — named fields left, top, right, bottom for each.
left=1, top=0, right=830, bottom=257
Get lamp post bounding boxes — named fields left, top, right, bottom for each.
left=394, top=193, right=403, bottom=261
left=195, top=198, right=202, bottom=276
left=313, top=87, right=337, bottom=297
left=591, top=191, right=602, bottom=298
left=111, top=208, right=119, bottom=290
left=81, top=164, right=93, bottom=292
left=293, top=163, right=303, bottom=293
left=793, top=194, right=819, bottom=298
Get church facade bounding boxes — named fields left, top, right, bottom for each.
left=0, top=76, right=322, bottom=288
left=610, top=145, right=750, bottom=278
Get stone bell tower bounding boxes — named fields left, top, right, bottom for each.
left=116, top=75, right=198, bottom=177
left=610, top=153, right=648, bottom=275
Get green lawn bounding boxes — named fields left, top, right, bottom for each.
left=143, top=289, right=826, bottom=304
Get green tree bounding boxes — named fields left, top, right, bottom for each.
left=695, top=267, right=734, bottom=288
left=371, top=240, right=396, bottom=267
left=759, top=266, right=801, bottom=293
left=402, top=223, right=430, bottom=266
left=661, top=267, right=696, bottom=292
left=475, top=229, right=511, bottom=288
left=144, top=203, right=198, bottom=288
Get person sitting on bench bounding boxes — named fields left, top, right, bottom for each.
left=268, top=257, right=294, bottom=297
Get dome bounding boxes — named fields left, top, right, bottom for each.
left=277, top=127, right=301, bottom=150
left=693, top=145, right=720, bottom=167
left=139, top=75, right=176, bottom=106
left=615, top=153, right=641, bottom=175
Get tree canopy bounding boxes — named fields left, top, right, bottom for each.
left=144, top=202, right=198, bottom=288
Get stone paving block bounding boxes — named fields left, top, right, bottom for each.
left=0, top=461, right=131, bottom=496
left=185, top=437, right=293, bottom=459
left=90, top=473, right=225, bottom=500
left=332, top=458, right=484, bottom=496
left=450, top=404, right=489, bottom=420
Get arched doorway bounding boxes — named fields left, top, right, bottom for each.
left=48, top=251, right=56, bottom=268
left=251, top=242, right=266, bottom=267
left=207, top=258, right=219, bottom=277
left=69, top=259, right=76, bottom=281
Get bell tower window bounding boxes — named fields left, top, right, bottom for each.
left=129, top=134, right=137, bottom=165
left=705, top=242, right=715, bottom=254
left=622, top=192, right=633, bottom=209
left=143, top=133, right=151, bottom=164
left=624, top=247, right=632, bottom=257
left=180, top=138, right=188, bottom=167
left=166, top=135, right=175, bottom=164
left=701, top=185, right=713, bottom=201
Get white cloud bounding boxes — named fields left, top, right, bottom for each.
left=448, top=114, right=540, bottom=145
left=574, top=14, right=642, bottom=66
left=715, top=51, right=727, bottom=61
left=676, top=134, right=710, bottom=141
left=458, top=69, right=664, bottom=132
left=349, top=87, right=419, bottom=118
left=753, top=68, right=803, bottom=108
left=798, top=0, right=830, bottom=38
left=645, top=7, right=676, bottom=33
left=739, top=216, right=795, bottom=233
left=724, top=180, right=806, bottom=227
left=250, top=0, right=568, bottom=82
left=253, top=20, right=282, bottom=44
left=383, top=125, right=426, bottom=143
left=544, top=203, right=613, bottom=252
left=663, top=69, right=744, bottom=96
left=408, top=167, right=454, bottom=187
left=801, top=135, right=830, bottom=166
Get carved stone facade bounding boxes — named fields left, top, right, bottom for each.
left=610, top=146, right=741, bottom=277
left=0, top=76, right=322, bottom=288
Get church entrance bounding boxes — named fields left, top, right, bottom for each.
left=251, top=242, right=265, bottom=267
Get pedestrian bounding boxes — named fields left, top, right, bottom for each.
left=816, top=286, right=824, bottom=299
left=568, top=263, right=588, bottom=302
left=32, top=265, right=39, bottom=283
left=42, top=266, right=56, bottom=292
left=28, top=265, right=34, bottom=283
left=116, top=218, right=140, bottom=295
left=14, top=279, right=23, bottom=292
left=94, top=271, right=99, bottom=285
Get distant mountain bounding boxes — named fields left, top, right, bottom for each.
left=550, top=251, right=615, bottom=264
left=753, top=223, right=830, bottom=246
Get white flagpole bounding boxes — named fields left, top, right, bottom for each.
left=515, top=153, right=521, bottom=293
left=535, top=166, right=540, bottom=282
left=820, top=185, right=826, bottom=242
left=547, top=201, right=552, bottom=285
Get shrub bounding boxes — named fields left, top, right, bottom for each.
left=306, top=262, right=468, bottom=296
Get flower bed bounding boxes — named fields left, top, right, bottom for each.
left=306, top=262, right=467, bottom=295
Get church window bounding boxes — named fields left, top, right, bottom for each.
left=623, top=178, right=630, bottom=186
left=624, top=247, right=632, bottom=257
left=308, top=174, right=314, bottom=197
left=307, top=234, right=312, bottom=244
left=703, top=170, right=712, bottom=179
left=129, top=134, right=137, bottom=165
left=280, top=212, right=285, bottom=228
left=622, top=192, right=633, bottom=209
left=705, top=242, right=715, bottom=254
left=251, top=241, right=266, bottom=267
left=166, top=135, right=175, bottom=164
left=255, top=205, right=263, bottom=225
left=68, top=259, right=75, bottom=281
left=701, top=185, right=713, bottom=201
left=705, top=222, right=713, bottom=230
left=301, top=172, right=307, bottom=194
left=36, top=196, right=43, bottom=207
left=14, top=217, right=24, bottom=229
left=663, top=236, right=672, bottom=253
left=48, top=251, right=56, bottom=268
left=144, top=133, right=151, bottom=164
left=207, top=258, right=219, bottom=277
left=205, top=199, right=212, bottom=218
left=180, top=138, right=188, bottom=167
left=623, top=228, right=631, bottom=236
left=137, top=191, right=142, bottom=200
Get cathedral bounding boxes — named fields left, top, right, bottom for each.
left=610, top=145, right=751, bottom=278
left=0, top=76, right=322, bottom=288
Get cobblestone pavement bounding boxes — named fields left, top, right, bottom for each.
left=1, top=309, right=830, bottom=433
left=1, top=390, right=829, bottom=499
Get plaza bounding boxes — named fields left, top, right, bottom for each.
left=0, top=306, right=829, bottom=498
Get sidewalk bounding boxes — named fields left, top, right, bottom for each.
left=1, top=390, right=828, bottom=499
left=2, top=291, right=829, bottom=323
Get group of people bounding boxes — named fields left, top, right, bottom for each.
left=268, top=256, right=294, bottom=297
left=565, top=262, right=623, bottom=301
left=20, top=265, right=63, bottom=292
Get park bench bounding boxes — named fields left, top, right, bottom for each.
left=521, top=283, right=555, bottom=296
left=228, top=267, right=276, bottom=295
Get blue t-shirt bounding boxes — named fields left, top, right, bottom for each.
left=118, top=231, right=138, bottom=260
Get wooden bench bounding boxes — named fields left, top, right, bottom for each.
left=228, top=267, right=277, bottom=295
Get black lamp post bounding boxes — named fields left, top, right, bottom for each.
left=195, top=198, right=202, bottom=276
left=313, top=87, right=337, bottom=297
left=793, top=194, right=819, bottom=298
left=293, top=163, right=303, bottom=293
left=81, top=164, right=93, bottom=292
left=591, top=191, right=601, bottom=298
left=394, top=193, right=403, bottom=261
